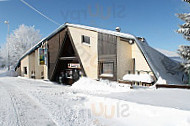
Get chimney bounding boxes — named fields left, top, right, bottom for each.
left=115, top=27, right=121, bottom=32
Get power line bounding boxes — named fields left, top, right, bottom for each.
left=20, top=0, right=61, bottom=26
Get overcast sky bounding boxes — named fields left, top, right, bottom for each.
left=0, top=0, right=189, bottom=51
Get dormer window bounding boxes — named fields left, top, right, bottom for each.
left=82, top=35, right=90, bottom=44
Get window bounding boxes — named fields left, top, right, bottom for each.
left=82, top=35, right=90, bottom=44
left=24, top=67, right=27, bottom=75
left=132, top=58, right=135, bottom=74
left=100, top=62, right=114, bottom=77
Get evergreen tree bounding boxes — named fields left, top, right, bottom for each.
left=0, top=45, right=6, bottom=68
left=176, top=0, right=190, bottom=75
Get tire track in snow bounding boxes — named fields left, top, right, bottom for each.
left=9, top=78, right=96, bottom=126
left=0, top=81, right=57, bottom=126
left=0, top=85, right=18, bottom=126
left=5, top=87, right=22, bottom=126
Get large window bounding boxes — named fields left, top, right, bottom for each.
left=82, top=35, right=90, bottom=44
left=100, top=62, right=114, bottom=77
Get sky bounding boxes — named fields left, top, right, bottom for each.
left=0, top=0, right=189, bottom=52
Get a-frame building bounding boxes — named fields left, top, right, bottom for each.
left=15, top=23, right=185, bottom=85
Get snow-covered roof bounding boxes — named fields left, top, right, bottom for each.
left=137, top=41, right=184, bottom=84
left=66, top=23, right=135, bottom=39
left=155, top=48, right=183, bottom=63
left=15, top=24, right=68, bottom=68
left=15, top=23, right=136, bottom=69
left=15, top=23, right=185, bottom=84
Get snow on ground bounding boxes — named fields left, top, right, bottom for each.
left=0, top=68, right=17, bottom=77
left=72, top=77, right=131, bottom=93
left=0, top=68, right=8, bottom=77
left=0, top=71, right=190, bottom=126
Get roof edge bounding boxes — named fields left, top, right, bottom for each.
left=15, top=23, right=68, bottom=70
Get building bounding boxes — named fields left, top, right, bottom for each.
left=15, top=23, right=185, bottom=85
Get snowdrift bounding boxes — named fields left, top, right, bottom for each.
left=72, top=77, right=130, bottom=93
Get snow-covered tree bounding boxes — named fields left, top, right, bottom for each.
left=0, top=45, right=6, bottom=68
left=5, top=24, right=41, bottom=67
left=176, top=13, right=190, bottom=40
left=178, top=45, right=190, bottom=73
left=176, top=0, right=190, bottom=74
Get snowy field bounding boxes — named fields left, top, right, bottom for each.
left=0, top=71, right=190, bottom=126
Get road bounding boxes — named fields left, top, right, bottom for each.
left=0, top=76, right=190, bottom=126
left=0, top=77, right=96, bottom=126
left=0, top=79, right=57, bottom=126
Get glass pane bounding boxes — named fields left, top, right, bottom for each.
left=102, top=62, right=113, bottom=74
left=82, top=35, right=90, bottom=44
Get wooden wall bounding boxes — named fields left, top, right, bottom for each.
left=98, top=33, right=117, bottom=80
left=47, top=29, right=67, bottom=80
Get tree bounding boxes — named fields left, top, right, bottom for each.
left=178, top=45, right=190, bottom=72
left=176, top=0, right=190, bottom=83
left=0, top=45, right=6, bottom=68
left=4, top=24, right=41, bottom=67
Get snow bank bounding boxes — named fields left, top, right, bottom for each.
left=0, top=68, right=17, bottom=77
left=72, top=77, right=130, bottom=93
left=123, top=74, right=154, bottom=83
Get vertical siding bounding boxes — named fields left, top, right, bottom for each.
left=98, top=33, right=117, bottom=80
left=48, top=29, right=67, bottom=80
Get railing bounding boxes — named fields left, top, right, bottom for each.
left=126, top=70, right=153, bottom=75
left=119, top=70, right=155, bottom=87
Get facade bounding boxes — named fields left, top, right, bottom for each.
left=15, top=23, right=185, bottom=85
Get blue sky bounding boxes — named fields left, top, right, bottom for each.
left=0, top=0, right=189, bottom=51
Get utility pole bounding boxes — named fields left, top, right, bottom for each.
left=4, top=21, right=10, bottom=70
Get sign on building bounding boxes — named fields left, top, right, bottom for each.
left=38, top=48, right=46, bottom=65
left=68, top=63, right=80, bottom=69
